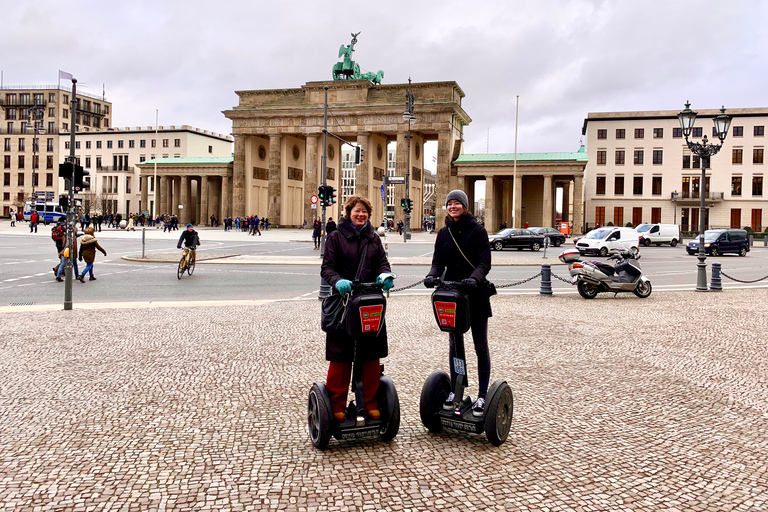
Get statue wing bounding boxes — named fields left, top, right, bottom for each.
left=338, top=44, right=348, bottom=58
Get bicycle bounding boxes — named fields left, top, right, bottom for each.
left=177, top=246, right=196, bottom=279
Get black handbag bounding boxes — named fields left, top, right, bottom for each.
left=320, top=242, right=368, bottom=333
left=448, top=227, right=497, bottom=297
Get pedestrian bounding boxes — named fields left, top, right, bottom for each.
left=97, top=214, right=103, bottom=232
left=115, top=213, right=123, bottom=228
left=325, top=217, right=337, bottom=235
left=301, top=219, right=307, bottom=230
left=424, top=189, right=494, bottom=417
left=312, top=217, right=322, bottom=249
left=56, top=226, right=83, bottom=283
left=264, top=218, right=269, bottom=231
left=253, top=215, right=261, bottom=236
left=30, top=211, right=39, bottom=233
left=127, top=214, right=136, bottom=231
left=210, top=214, right=216, bottom=227
left=51, top=218, right=66, bottom=276
left=320, top=194, right=396, bottom=422
left=78, top=227, right=107, bottom=281
left=9, top=210, right=15, bottom=227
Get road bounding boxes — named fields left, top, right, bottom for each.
left=1, top=224, right=767, bottom=307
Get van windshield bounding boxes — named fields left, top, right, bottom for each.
left=585, top=228, right=612, bottom=240
left=694, top=230, right=723, bottom=242
left=636, top=224, right=652, bottom=233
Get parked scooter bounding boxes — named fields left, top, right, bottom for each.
left=559, top=248, right=652, bottom=299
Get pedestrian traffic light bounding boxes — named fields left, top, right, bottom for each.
left=355, top=146, right=365, bottom=164
left=58, top=162, right=73, bottom=179
left=327, top=186, right=337, bottom=205
left=318, top=185, right=327, bottom=203
left=406, top=198, right=413, bottom=212
left=74, top=164, right=89, bottom=191
left=400, top=198, right=406, bottom=208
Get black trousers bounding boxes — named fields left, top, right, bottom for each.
left=448, top=317, right=491, bottom=399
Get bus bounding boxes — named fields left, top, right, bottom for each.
left=23, top=201, right=66, bottom=224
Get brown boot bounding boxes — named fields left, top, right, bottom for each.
left=89, top=276, right=97, bottom=281
left=77, top=275, right=85, bottom=283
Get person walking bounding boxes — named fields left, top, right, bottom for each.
left=253, top=215, right=261, bottom=236
left=51, top=218, right=66, bottom=276
left=96, top=214, right=103, bottom=232
left=9, top=210, right=15, bottom=227
left=56, top=226, right=83, bottom=283
left=312, top=217, right=322, bottom=250
left=78, top=227, right=107, bottom=281
left=29, top=211, right=39, bottom=233
left=424, top=189, right=494, bottom=417
left=321, top=195, right=395, bottom=421
left=325, top=217, right=337, bottom=235
left=127, top=214, right=136, bottom=231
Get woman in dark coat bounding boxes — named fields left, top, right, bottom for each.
left=424, top=189, right=493, bottom=417
left=312, top=218, right=322, bottom=250
left=321, top=195, right=395, bottom=422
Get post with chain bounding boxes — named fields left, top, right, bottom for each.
left=540, top=263, right=553, bottom=296
left=64, top=78, right=78, bottom=311
left=710, top=262, right=722, bottom=292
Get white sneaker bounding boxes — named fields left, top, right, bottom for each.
left=472, top=397, right=486, bottom=417
left=443, top=392, right=455, bottom=410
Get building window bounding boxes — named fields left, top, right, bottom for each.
left=3, top=138, right=9, bottom=151
left=596, top=150, right=606, bottom=165
left=174, top=139, right=181, bottom=147
left=596, top=176, right=606, bottom=195
left=597, top=129, right=607, bottom=139
left=634, top=128, right=644, bottom=139
left=18, top=139, right=25, bottom=152
left=733, top=126, right=743, bottom=137
left=3, top=172, right=9, bottom=185
left=595, top=207, right=605, bottom=226
left=733, top=149, right=743, bottom=164
left=613, top=207, right=624, bottom=226
left=632, top=207, right=642, bottom=226
left=46, top=173, right=53, bottom=187
left=140, top=140, right=146, bottom=148
left=732, top=176, right=742, bottom=196
left=85, top=157, right=91, bottom=168
left=651, top=207, right=661, bottom=224
left=730, top=209, right=741, bottom=229
left=85, top=141, right=91, bottom=149
left=18, top=156, right=25, bottom=169
left=47, top=122, right=54, bottom=133
left=118, top=140, right=124, bottom=149
left=139, top=156, right=146, bottom=162
left=48, top=107, right=55, bottom=117
left=754, top=148, right=764, bottom=164
left=755, top=126, right=765, bottom=137
left=96, top=141, right=102, bottom=149
left=615, top=129, right=625, bottom=139
left=151, top=139, right=156, bottom=148
left=18, top=172, right=24, bottom=186
left=32, top=155, right=39, bottom=169
left=615, top=176, right=624, bottom=195
left=634, top=150, right=644, bottom=165
left=49, top=93, right=56, bottom=102
left=753, top=176, right=763, bottom=196
left=46, top=156, right=53, bottom=169
left=162, top=139, right=169, bottom=147
left=692, top=127, right=702, bottom=138
left=633, top=176, right=643, bottom=195
left=64, top=141, right=70, bottom=150
left=752, top=209, right=763, bottom=232
left=75, top=141, right=80, bottom=149
left=652, top=176, right=662, bottom=195
left=107, top=141, right=113, bottom=149
left=208, top=145, right=213, bottom=154
left=615, top=150, right=625, bottom=165
left=672, top=127, right=682, bottom=138
left=46, top=138, right=53, bottom=152
left=96, top=157, right=101, bottom=169
left=653, top=128, right=663, bottom=138
left=652, top=150, right=663, bottom=165
left=62, top=123, right=68, bottom=131
left=129, top=140, right=135, bottom=148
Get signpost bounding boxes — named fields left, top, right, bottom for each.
left=388, top=176, right=405, bottom=184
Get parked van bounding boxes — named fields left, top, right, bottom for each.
left=686, top=229, right=750, bottom=257
left=23, top=201, right=66, bottom=224
left=636, top=223, right=681, bottom=247
left=576, top=227, right=640, bottom=257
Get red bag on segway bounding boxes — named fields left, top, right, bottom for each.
left=431, top=287, right=471, bottom=334
left=346, top=289, right=387, bottom=340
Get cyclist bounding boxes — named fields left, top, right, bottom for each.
left=177, top=223, right=201, bottom=265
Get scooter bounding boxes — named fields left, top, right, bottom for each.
left=419, top=279, right=514, bottom=446
left=308, top=281, right=400, bottom=450
left=559, top=248, right=652, bottom=299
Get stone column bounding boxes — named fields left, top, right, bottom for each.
left=305, top=135, right=319, bottom=226
left=180, top=175, right=189, bottom=225
left=161, top=176, right=170, bottom=216
left=485, top=177, right=497, bottom=232
left=155, top=176, right=162, bottom=216
left=394, top=132, right=408, bottom=226
left=172, top=177, right=180, bottom=218
left=354, top=133, right=370, bottom=197
left=465, top=177, right=476, bottom=214
left=543, top=174, right=553, bottom=228
left=573, top=174, right=584, bottom=235
left=436, top=131, right=453, bottom=220
left=222, top=175, right=232, bottom=219
left=232, top=135, right=246, bottom=219
left=562, top=182, right=571, bottom=228
left=514, top=174, right=523, bottom=228
left=186, top=176, right=193, bottom=223
left=140, top=175, right=148, bottom=214
left=268, top=134, right=282, bottom=224
left=200, top=175, right=209, bottom=226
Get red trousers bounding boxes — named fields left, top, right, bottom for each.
left=326, top=360, right=380, bottom=414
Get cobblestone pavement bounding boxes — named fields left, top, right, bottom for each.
left=1, top=291, right=767, bottom=511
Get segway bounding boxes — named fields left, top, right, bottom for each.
left=419, top=279, right=514, bottom=446
left=308, top=281, right=400, bottom=450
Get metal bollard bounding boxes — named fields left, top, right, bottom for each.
left=710, top=262, right=722, bottom=292
left=540, top=263, right=553, bottom=296
left=141, top=227, right=146, bottom=258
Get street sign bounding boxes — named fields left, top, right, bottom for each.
left=388, top=176, right=405, bottom=184
left=311, top=203, right=317, bottom=210
left=380, top=185, right=386, bottom=202
left=310, top=194, right=318, bottom=205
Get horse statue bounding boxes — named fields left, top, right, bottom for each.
left=331, top=32, right=384, bottom=84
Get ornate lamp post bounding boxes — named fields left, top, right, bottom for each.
left=402, top=78, right=415, bottom=242
left=677, top=102, right=731, bottom=291
left=27, top=106, right=45, bottom=199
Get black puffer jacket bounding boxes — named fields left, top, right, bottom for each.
left=321, top=217, right=391, bottom=362
left=428, top=213, right=492, bottom=319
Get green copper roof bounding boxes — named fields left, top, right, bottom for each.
left=455, top=151, right=588, bottom=163
left=137, top=156, right=234, bottom=166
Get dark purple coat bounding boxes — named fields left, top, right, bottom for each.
left=321, top=217, right=391, bottom=362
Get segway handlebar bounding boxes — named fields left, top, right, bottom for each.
left=427, top=277, right=474, bottom=293
left=351, top=281, right=384, bottom=291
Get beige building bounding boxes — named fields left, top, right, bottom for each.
left=582, top=108, right=767, bottom=232
left=65, top=126, right=232, bottom=215
left=1, top=85, right=112, bottom=217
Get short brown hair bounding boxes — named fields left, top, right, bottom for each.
left=344, top=195, right=373, bottom=218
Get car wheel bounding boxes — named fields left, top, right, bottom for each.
left=643, top=239, right=651, bottom=247
left=711, top=246, right=720, bottom=256
left=531, top=242, right=541, bottom=252
left=670, top=239, right=678, bottom=247
left=553, top=239, right=561, bottom=247
left=599, top=247, right=608, bottom=257
left=494, top=241, right=503, bottom=251
left=739, top=246, right=748, bottom=257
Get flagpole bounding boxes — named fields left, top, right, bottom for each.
left=152, top=109, right=158, bottom=218
left=512, top=95, right=519, bottom=228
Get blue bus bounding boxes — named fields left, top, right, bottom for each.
left=23, top=201, right=66, bottom=224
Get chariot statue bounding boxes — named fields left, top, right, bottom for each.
left=332, top=32, right=384, bottom=85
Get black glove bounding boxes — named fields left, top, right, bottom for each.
left=177, top=245, right=182, bottom=249
left=461, top=277, right=477, bottom=289
left=424, top=276, right=436, bottom=288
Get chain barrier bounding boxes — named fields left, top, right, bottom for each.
left=495, top=272, right=542, bottom=288
left=720, top=271, right=768, bottom=284
left=390, top=279, right=425, bottom=292
left=551, top=273, right=576, bottom=285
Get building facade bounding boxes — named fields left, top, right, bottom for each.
left=1, top=85, right=112, bottom=217
left=582, top=108, right=767, bottom=232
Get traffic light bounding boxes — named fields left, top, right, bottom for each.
left=355, top=146, right=365, bottom=164
left=74, top=164, right=89, bottom=191
left=407, top=199, right=413, bottom=212
left=318, top=185, right=327, bottom=204
left=327, top=186, right=337, bottom=205
left=58, top=162, right=73, bottom=179
left=400, top=198, right=406, bottom=208
left=58, top=196, right=69, bottom=210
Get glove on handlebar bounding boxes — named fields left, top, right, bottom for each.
left=461, top=277, right=477, bottom=289
left=424, top=276, right=436, bottom=288
left=376, top=272, right=397, bottom=291
left=335, top=279, right=352, bottom=294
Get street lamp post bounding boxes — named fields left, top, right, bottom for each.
left=677, top=102, right=731, bottom=292
left=27, top=106, right=45, bottom=199
left=402, top=78, right=415, bottom=242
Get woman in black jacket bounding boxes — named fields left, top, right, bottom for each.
left=311, top=218, right=322, bottom=250
left=321, top=195, right=395, bottom=422
left=424, top=189, right=493, bottom=417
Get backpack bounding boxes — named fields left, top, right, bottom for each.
left=52, top=225, right=65, bottom=241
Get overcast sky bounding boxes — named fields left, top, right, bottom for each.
left=3, top=0, right=766, bottom=160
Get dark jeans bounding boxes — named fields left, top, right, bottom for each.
left=448, top=318, right=491, bottom=399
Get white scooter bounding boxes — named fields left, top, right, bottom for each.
left=559, top=248, right=652, bottom=299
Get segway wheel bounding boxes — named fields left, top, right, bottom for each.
left=308, top=383, right=333, bottom=450
left=484, top=381, right=514, bottom=446
left=377, top=376, right=400, bottom=442
left=419, top=370, right=451, bottom=433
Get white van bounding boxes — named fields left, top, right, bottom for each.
left=636, top=223, right=681, bottom=247
left=576, top=227, right=640, bottom=257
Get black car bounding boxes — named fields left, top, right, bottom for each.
left=686, top=229, right=750, bottom=256
left=489, top=228, right=546, bottom=251
left=528, top=227, right=566, bottom=247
